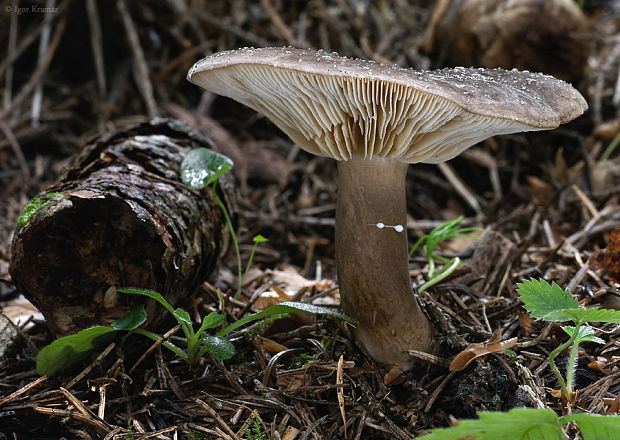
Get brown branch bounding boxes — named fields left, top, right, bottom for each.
left=0, top=119, right=30, bottom=181
left=0, top=15, right=66, bottom=122
left=117, top=0, right=158, bottom=118
left=260, top=0, right=299, bottom=46
left=86, top=0, right=106, bottom=96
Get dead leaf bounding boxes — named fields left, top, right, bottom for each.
left=261, top=337, right=288, bottom=355
left=383, top=365, right=403, bottom=386
left=592, top=229, right=620, bottom=283
left=587, top=357, right=612, bottom=375
left=281, top=426, right=301, bottom=440
left=555, top=148, right=568, bottom=185
left=517, top=310, right=534, bottom=335
left=1, top=296, right=44, bottom=329
left=270, top=284, right=291, bottom=301
left=266, top=265, right=335, bottom=295
left=526, top=175, right=555, bottom=205
left=255, top=265, right=337, bottom=310
left=449, top=337, right=517, bottom=372
left=549, top=388, right=576, bottom=403
left=593, top=120, right=620, bottom=142
left=253, top=291, right=282, bottom=310
left=607, top=392, right=620, bottom=414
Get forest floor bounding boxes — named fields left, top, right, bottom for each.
left=0, top=1, right=619, bottom=439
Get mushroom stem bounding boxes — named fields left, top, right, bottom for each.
left=336, top=158, right=434, bottom=369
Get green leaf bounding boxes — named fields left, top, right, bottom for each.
left=131, top=328, right=187, bottom=360
left=195, top=312, right=225, bottom=339
left=110, top=305, right=147, bottom=331
left=201, top=335, right=235, bottom=360
left=517, top=279, right=578, bottom=320
left=561, top=326, right=605, bottom=344
left=117, top=287, right=175, bottom=315
left=278, top=302, right=356, bottom=320
left=420, top=408, right=564, bottom=440
left=544, top=308, right=620, bottom=324
left=173, top=308, right=192, bottom=326
left=181, top=148, right=233, bottom=190
left=560, top=413, right=620, bottom=440
left=36, top=326, right=116, bottom=376
left=218, top=301, right=357, bottom=336
left=253, top=234, right=268, bottom=243
left=200, top=312, right=225, bottom=330
left=420, top=216, right=478, bottom=259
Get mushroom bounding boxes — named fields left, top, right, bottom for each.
left=187, top=47, right=587, bottom=369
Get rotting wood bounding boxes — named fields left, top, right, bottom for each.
left=10, top=118, right=235, bottom=337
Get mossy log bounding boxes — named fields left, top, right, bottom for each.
left=10, top=119, right=234, bottom=337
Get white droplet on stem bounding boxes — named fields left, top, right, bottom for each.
left=371, top=222, right=404, bottom=232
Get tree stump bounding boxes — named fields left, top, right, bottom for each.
left=10, top=118, right=235, bottom=337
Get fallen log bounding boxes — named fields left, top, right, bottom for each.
left=10, top=118, right=235, bottom=337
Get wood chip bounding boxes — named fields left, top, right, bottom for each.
left=337, top=355, right=346, bottom=439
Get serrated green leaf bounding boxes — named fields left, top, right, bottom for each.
left=201, top=335, right=235, bottom=360
left=181, top=148, right=233, bottom=190
left=420, top=408, right=564, bottom=440
left=36, top=326, right=116, bottom=376
left=517, top=279, right=578, bottom=319
left=217, top=301, right=357, bottom=336
left=560, top=413, right=620, bottom=440
left=544, top=307, right=620, bottom=324
left=561, top=326, right=605, bottom=344
left=110, top=305, right=147, bottom=331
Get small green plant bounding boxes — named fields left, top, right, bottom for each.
left=421, top=407, right=620, bottom=439
left=128, top=418, right=135, bottom=440
left=244, top=234, right=268, bottom=279
left=517, top=278, right=620, bottom=401
left=409, top=216, right=479, bottom=292
left=504, top=348, right=517, bottom=364
left=422, top=279, right=620, bottom=439
left=286, top=352, right=315, bottom=369
left=181, top=148, right=267, bottom=298
left=599, top=129, right=620, bottom=161
left=243, top=417, right=270, bottom=440
left=119, top=288, right=234, bottom=365
left=36, top=288, right=355, bottom=375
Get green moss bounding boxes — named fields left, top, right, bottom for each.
left=285, top=352, right=315, bottom=370
left=16, top=192, right=64, bottom=230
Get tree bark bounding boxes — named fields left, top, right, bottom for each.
left=10, top=118, right=234, bottom=337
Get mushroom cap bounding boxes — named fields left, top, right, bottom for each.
left=188, top=47, right=587, bottom=163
